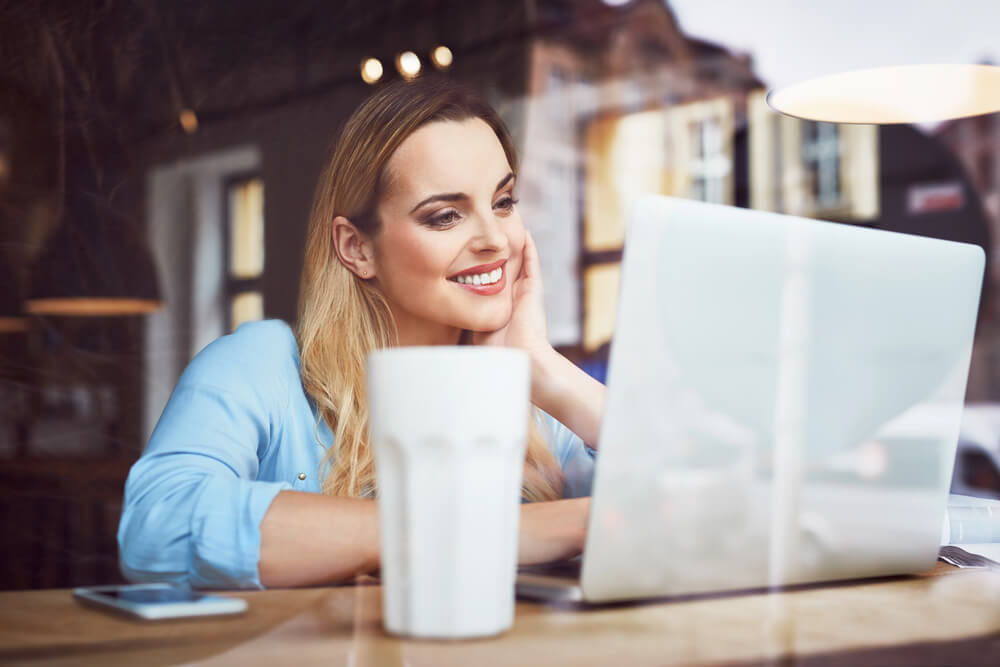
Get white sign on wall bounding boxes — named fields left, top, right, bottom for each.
left=907, top=181, right=964, bottom=215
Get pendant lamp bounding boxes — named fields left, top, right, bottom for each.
left=25, top=192, right=162, bottom=316
left=767, top=63, right=1000, bottom=125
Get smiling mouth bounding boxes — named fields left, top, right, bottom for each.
left=447, top=259, right=506, bottom=287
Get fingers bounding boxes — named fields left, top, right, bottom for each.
left=521, top=229, right=541, bottom=282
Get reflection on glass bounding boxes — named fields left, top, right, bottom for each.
left=582, top=197, right=982, bottom=601
left=583, top=109, right=669, bottom=252
left=801, top=122, right=840, bottom=208
left=767, top=64, right=1000, bottom=125
left=747, top=90, right=878, bottom=221
left=690, top=115, right=728, bottom=204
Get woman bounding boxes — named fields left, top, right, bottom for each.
left=118, top=77, right=606, bottom=589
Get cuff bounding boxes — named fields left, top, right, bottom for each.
left=189, top=477, right=292, bottom=589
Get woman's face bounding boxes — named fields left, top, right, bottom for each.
left=370, top=117, right=525, bottom=345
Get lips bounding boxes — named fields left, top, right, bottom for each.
left=447, top=259, right=507, bottom=295
left=447, top=258, right=506, bottom=280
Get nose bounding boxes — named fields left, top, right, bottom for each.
left=469, top=209, right=508, bottom=254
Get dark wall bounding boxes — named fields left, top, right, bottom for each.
left=874, top=124, right=992, bottom=325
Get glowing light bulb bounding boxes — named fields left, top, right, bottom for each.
left=396, top=51, right=421, bottom=80
left=361, top=58, right=383, bottom=84
left=179, top=109, right=198, bottom=134
left=431, top=45, right=453, bottom=70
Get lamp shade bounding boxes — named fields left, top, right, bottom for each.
left=767, top=64, right=1000, bottom=125
left=26, top=193, right=162, bottom=316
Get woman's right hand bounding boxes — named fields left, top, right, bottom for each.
left=517, top=497, right=591, bottom=565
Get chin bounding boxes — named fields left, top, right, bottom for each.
left=460, top=308, right=512, bottom=334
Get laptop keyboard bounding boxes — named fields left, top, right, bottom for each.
left=518, top=558, right=583, bottom=579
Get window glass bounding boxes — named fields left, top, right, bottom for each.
left=230, top=291, right=264, bottom=331
left=228, top=177, right=265, bottom=279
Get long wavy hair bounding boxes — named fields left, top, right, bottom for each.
left=296, top=77, right=565, bottom=501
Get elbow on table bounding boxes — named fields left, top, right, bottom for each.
left=117, top=504, right=191, bottom=587
left=117, top=474, right=273, bottom=590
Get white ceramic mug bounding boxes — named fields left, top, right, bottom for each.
left=368, top=346, right=530, bottom=639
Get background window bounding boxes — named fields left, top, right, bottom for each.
left=583, top=263, right=622, bottom=352
left=802, top=122, right=841, bottom=208
left=690, top=116, right=729, bottom=204
left=225, top=175, right=265, bottom=331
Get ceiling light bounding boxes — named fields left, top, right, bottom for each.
left=767, top=64, right=1000, bottom=124
left=361, top=58, right=383, bottom=85
left=26, top=194, right=163, bottom=317
left=396, top=51, right=421, bottom=80
left=179, top=109, right=198, bottom=134
left=431, top=46, right=453, bottom=70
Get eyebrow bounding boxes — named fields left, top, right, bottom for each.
left=408, top=172, right=516, bottom=214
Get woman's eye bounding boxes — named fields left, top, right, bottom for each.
left=425, top=210, right=461, bottom=228
left=494, top=196, right=519, bottom=213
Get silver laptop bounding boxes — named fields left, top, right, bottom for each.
left=517, top=196, right=984, bottom=603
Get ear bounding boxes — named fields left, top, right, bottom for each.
left=332, top=216, right=376, bottom=279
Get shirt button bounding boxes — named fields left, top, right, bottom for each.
left=297, top=473, right=307, bottom=481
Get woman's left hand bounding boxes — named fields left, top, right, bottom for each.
left=472, top=230, right=553, bottom=362
left=474, top=229, right=607, bottom=448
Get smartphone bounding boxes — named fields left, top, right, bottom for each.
left=72, top=583, right=248, bottom=620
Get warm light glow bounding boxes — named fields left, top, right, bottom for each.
left=431, top=45, right=453, bottom=70
left=0, top=317, right=28, bottom=333
left=179, top=109, right=198, bottom=134
left=25, top=298, right=163, bottom=316
left=396, top=51, right=421, bottom=79
left=361, top=57, right=383, bottom=84
left=767, top=64, right=1000, bottom=124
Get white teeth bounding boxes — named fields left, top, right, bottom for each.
left=453, top=266, right=503, bottom=286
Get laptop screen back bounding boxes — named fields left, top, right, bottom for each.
left=581, top=196, right=984, bottom=602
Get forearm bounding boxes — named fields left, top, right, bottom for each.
left=258, top=490, right=380, bottom=587
left=518, top=497, right=591, bottom=564
left=260, top=492, right=588, bottom=585
left=531, top=347, right=607, bottom=448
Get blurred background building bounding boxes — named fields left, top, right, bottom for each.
left=2, top=0, right=1000, bottom=589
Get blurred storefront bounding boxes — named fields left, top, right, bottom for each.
left=517, top=2, right=993, bottom=409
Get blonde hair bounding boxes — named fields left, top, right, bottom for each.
left=296, top=77, right=565, bottom=501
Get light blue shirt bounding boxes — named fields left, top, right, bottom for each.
left=118, top=320, right=595, bottom=589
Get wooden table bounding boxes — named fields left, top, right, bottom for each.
left=2, top=563, right=1000, bottom=666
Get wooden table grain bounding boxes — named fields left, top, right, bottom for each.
left=2, top=563, right=1000, bottom=666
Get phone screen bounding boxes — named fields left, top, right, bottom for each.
left=97, top=588, right=206, bottom=604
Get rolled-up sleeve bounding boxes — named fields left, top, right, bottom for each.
left=118, top=325, right=293, bottom=589
left=539, top=411, right=597, bottom=498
